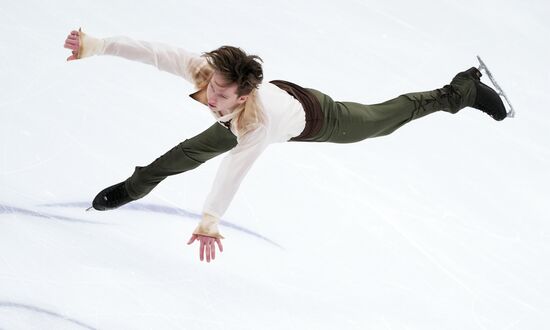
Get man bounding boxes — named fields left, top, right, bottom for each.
left=63, top=29, right=508, bottom=263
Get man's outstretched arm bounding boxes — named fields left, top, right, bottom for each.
left=63, top=28, right=209, bottom=85
left=187, top=127, right=269, bottom=262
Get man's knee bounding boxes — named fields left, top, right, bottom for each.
left=181, top=124, right=238, bottom=162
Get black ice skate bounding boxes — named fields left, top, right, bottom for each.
left=453, top=66, right=508, bottom=121
left=476, top=55, right=515, bottom=119
left=472, top=69, right=507, bottom=121
left=90, top=181, right=134, bottom=211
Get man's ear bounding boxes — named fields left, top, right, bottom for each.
left=237, top=95, right=249, bottom=104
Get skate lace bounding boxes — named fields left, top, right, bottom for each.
left=410, top=86, right=458, bottom=115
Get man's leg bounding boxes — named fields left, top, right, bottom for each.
left=92, top=123, right=237, bottom=210
left=306, top=67, right=502, bottom=144
left=331, top=86, right=469, bottom=143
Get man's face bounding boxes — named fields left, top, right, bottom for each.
left=206, top=71, right=248, bottom=117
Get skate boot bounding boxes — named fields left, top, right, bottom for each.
left=450, top=67, right=507, bottom=121
left=92, top=181, right=134, bottom=211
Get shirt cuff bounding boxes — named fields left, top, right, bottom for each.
left=192, top=213, right=224, bottom=239
left=78, top=28, right=105, bottom=59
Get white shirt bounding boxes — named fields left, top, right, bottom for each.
left=97, top=36, right=307, bottom=219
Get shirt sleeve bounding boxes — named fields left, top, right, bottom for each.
left=202, top=126, right=269, bottom=219
left=100, top=36, right=208, bottom=83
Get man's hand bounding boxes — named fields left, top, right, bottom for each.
left=64, top=29, right=80, bottom=61
left=187, top=234, right=223, bottom=263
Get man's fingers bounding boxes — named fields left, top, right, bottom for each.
left=64, top=40, right=78, bottom=48
left=216, top=238, right=223, bottom=252
left=64, top=30, right=80, bottom=62
left=64, top=44, right=78, bottom=52
left=187, top=235, right=197, bottom=245
left=206, top=240, right=211, bottom=262
left=65, top=38, right=78, bottom=46
left=190, top=235, right=222, bottom=262
left=63, top=42, right=75, bottom=50
left=211, top=241, right=216, bottom=260
left=199, top=239, right=205, bottom=261
left=64, top=42, right=78, bottom=52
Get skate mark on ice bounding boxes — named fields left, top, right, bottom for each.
left=0, top=301, right=97, bottom=330
left=0, top=204, right=102, bottom=224
left=41, top=202, right=283, bottom=248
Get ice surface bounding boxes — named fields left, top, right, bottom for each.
left=1, top=0, right=550, bottom=329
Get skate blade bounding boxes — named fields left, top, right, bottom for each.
left=477, top=55, right=516, bottom=118
left=85, top=206, right=95, bottom=212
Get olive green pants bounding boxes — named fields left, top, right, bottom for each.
left=125, top=74, right=476, bottom=199
left=125, top=123, right=237, bottom=199
left=304, top=84, right=472, bottom=143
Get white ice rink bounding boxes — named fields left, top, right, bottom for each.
left=1, top=0, right=549, bottom=329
